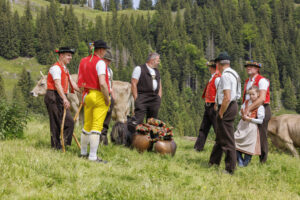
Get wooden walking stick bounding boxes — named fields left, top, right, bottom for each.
left=72, top=103, right=83, bottom=149
left=60, top=108, right=67, bottom=153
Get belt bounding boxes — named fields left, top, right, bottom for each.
left=205, top=102, right=214, bottom=107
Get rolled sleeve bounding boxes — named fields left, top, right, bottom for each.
left=96, top=60, right=106, bottom=76
left=258, top=78, right=269, bottom=90
left=222, top=74, right=231, bottom=90
left=132, top=66, right=141, bottom=80
left=49, top=65, right=61, bottom=80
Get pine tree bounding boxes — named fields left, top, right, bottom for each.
left=95, top=15, right=106, bottom=41
left=282, top=77, right=297, bottom=110
left=139, top=0, right=151, bottom=10
left=122, top=0, right=133, bottom=9
left=17, top=68, right=34, bottom=110
left=103, top=0, right=109, bottom=11
left=0, top=1, right=19, bottom=59
left=36, top=8, right=52, bottom=65
left=94, top=0, right=103, bottom=10
left=19, top=0, right=35, bottom=57
left=108, top=0, right=115, bottom=11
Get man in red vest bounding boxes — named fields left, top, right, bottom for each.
left=44, top=47, right=79, bottom=150
left=77, top=40, right=110, bottom=162
left=242, top=61, right=271, bottom=163
left=194, top=60, right=221, bottom=151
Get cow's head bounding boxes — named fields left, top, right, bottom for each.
left=30, top=71, right=47, bottom=97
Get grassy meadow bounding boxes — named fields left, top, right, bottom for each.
left=0, top=118, right=299, bottom=200
left=11, top=0, right=155, bottom=21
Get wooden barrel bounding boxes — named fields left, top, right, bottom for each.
left=132, top=134, right=151, bottom=153
left=154, top=139, right=177, bottom=156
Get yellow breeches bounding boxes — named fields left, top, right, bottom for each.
left=83, top=90, right=109, bottom=134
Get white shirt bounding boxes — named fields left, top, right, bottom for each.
left=240, top=100, right=265, bottom=124
left=209, top=72, right=220, bottom=89
left=244, top=75, right=269, bottom=101
left=49, top=65, right=67, bottom=80
left=108, top=67, right=113, bottom=89
left=132, top=64, right=158, bottom=91
left=216, top=67, right=241, bottom=105
left=96, top=60, right=106, bottom=76
left=96, top=60, right=113, bottom=89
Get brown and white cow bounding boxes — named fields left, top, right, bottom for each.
left=31, top=72, right=134, bottom=125
left=268, top=114, right=300, bottom=158
left=31, top=72, right=82, bottom=124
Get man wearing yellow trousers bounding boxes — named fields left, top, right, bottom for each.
left=77, top=40, right=110, bottom=162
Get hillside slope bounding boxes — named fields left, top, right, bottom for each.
left=0, top=119, right=299, bottom=199
left=0, top=56, right=47, bottom=97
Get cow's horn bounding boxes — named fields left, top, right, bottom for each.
left=40, top=71, right=45, bottom=78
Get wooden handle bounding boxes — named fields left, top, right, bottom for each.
left=60, top=108, right=67, bottom=153
left=72, top=103, right=83, bottom=150
left=73, top=103, right=83, bottom=121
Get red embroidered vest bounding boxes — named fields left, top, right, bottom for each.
left=202, top=72, right=221, bottom=103
left=77, top=54, right=110, bottom=93
left=47, top=62, right=71, bottom=94
left=242, top=74, right=270, bottom=104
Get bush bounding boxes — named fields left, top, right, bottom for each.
left=0, top=99, right=28, bottom=139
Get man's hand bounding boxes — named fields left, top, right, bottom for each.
left=111, top=90, right=115, bottom=100
left=218, top=110, right=223, bottom=119
left=214, top=104, right=218, bottom=111
left=105, top=96, right=110, bottom=106
left=244, top=116, right=252, bottom=122
left=63, top=98, right=70, bottom=109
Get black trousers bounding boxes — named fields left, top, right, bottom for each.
left=209, top=101, right=238, bottom=173
left=194, top=103, right=217, bottom=151
left=44, top=90, right=74, bottom=150
left=128, top=93, right=161, bottom=134
left=102, top=98, right=115, bottom=136
left=258, top=104, right=271, bottom=163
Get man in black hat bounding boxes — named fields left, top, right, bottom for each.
left=208, top=52, right=241, bottom=174
left=242, top=61, right=271, bottom=163
left=77, top=40, right=110, bottom=162
left=194, top=60, right=221, bottom=152
left=127, top=52, right=162, bottom=147
left=100, top=50, right=114, bottom=145
left=44, top=47, right=79, bottom=149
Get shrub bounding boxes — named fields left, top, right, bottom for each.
left=0, top=99, right=28, bottom=139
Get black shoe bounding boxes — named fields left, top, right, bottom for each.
left=222, top=170, right=234, bottom=175
left=93, top=157, right=108, bottom=164
left=79, top=154, right=88, bottom=159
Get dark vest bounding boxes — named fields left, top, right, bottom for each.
left=137, top=64, right=160, bottom=94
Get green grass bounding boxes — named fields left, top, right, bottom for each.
left=0, top=118, right=299, bottom=199
left=11, top=0, right=155, bottom=21
left=0, top=56, right=48, bottom=97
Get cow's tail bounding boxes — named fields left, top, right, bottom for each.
left=129, top=94, right=134, bottom=116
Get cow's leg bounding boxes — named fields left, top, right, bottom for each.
left=285, top=142, right=299, bottom=158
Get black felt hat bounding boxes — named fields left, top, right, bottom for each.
left=93, top=40, right=110, bottom=49
left=244, top=61, right=262, bottom=68
left=215, top=52, right=231, bottom=62
left=55, top=47, right=75, bottom=54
